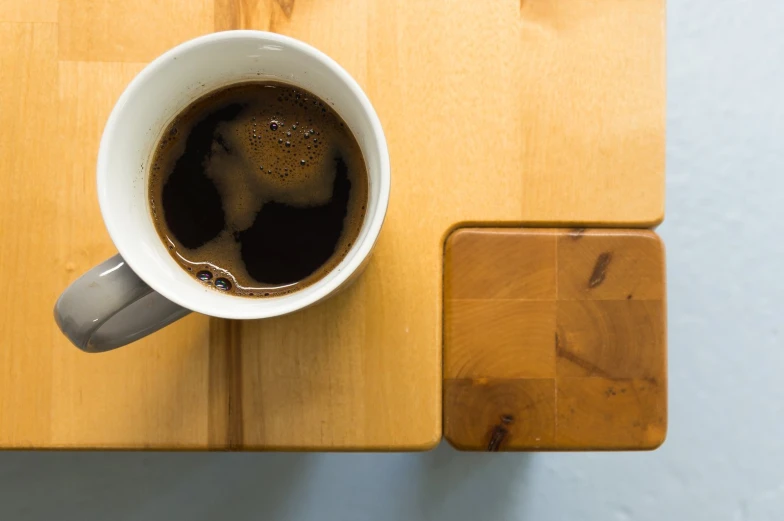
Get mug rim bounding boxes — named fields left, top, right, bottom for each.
left=97, top=31, right=390, bottom=319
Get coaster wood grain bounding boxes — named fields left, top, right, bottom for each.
left=443, top=228, right=667, bottom=451
left=0, top=0, right=664, bottom=449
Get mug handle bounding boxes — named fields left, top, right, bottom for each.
left=54, top=254, right=190, bottom=353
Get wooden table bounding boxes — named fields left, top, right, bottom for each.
left=0, top=0, right=664, bottom=450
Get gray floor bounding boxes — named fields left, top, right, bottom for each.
left=2, top=1, right=783, bottom=519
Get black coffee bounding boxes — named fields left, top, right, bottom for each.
left=149, top=82, right=368, bottom=297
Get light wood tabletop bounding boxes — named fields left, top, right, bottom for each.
left=0, top=0, right=664, bottom=449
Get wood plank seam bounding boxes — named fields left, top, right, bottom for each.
left=553, top=229, right=559, bottom=443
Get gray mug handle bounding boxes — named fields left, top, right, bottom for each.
left=54, top=254, right=191, bottom=353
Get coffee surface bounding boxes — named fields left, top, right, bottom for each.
left=149, top=82, right=368, bottom=297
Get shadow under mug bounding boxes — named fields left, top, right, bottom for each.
left=54, top=31, right=390, bottom=353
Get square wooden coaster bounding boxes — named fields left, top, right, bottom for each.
left=443, top=228, right=667, bottom=451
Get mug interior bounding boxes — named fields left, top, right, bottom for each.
left=97, top=31, right=389, bottom=319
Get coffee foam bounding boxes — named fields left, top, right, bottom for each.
left=149, top=82, right=368, bottom=297
left=207, top=106, right=337, bottom=231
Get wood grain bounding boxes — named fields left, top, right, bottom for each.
left=444, top=379, right=556, bottom=451
left=557, top=377, right=666, bottom=450
left=0, top=0, right=57, bottom=22
left=0, top=21, right=59, bottom=446
left=444, top=229, right=557, bottom=301
left=0, top=0, right=664, bottom=449
left=558, top=230, right=666, bottom=300
left=443, top=228, right=667, bottom=451
left=556, top=300, right=665, bottom=379
left=445, top=300, right=556, bottom=379
left=58, top=0, right=214, bottom=62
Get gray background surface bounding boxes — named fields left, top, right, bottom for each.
left=2, top=0, right=783, bottom=519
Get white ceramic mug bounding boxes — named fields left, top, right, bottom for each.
left=54, top=31, right=390, bottom=353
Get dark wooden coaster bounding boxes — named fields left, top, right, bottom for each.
left=443, top=228, right=667, bottom=451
